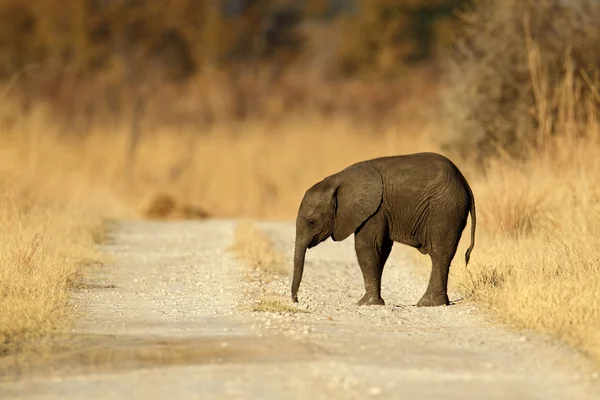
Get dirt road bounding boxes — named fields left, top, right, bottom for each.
left=2, top=220, right=600, bottom=399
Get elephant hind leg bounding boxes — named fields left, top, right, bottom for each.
left=417, top=206, right=468, bottom=307
left=416, top=252, right=452, bottom=307
left=416, top=240, right=460, bottom=307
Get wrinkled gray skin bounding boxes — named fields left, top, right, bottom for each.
left=291, top=152, right=476, bottom=307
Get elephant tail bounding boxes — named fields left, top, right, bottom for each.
left=464, top=183, right=476, bottom=266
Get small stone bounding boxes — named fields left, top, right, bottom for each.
left=592, top=372, right=598, bottom=379
left=518, top=336, right=528, bottom=342
left=368, top=387, right=382, bottom=396
left=220, top=342, right=228, bottom=347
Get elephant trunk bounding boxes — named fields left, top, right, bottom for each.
left=291, top=237, right=307, bottom=303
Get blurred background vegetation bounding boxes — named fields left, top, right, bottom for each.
left=0, top=0, right=469, bottom=129
left=1, top=0, right=599, bottom=211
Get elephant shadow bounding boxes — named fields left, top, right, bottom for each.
left=391, top=297, right=466, bottom=308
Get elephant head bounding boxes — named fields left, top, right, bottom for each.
left=291, top=163, right=383, bottom=303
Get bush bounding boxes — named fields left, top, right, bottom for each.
left=0, top=0, right=305, bottom=82
left=335, top=0, right=466, bottom=78
left=440, top=0, right=600, bottom=160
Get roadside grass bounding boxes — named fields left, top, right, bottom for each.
left=403, top=31, right=600, bottom=364
left=0, top=103, right=130, bottom=354
left=232, top=219, right=288, bottom=277
left=436, top=47, right=600, bottom=363
left=0, top=178, right=114, bottom=354
left=453, top=135, right=600, bottom=362
left=231, top=220, right=305, bottom=314
left=251, top=295, right=305, bottom=314
left=404, top=134, right=600, bottom=364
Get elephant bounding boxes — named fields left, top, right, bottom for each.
left=291, top=152, right=476, bottom=307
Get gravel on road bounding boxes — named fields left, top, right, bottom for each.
left=1, top=220, right=599, bottom=400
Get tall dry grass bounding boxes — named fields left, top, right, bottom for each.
left=232, top=220, right=302, bottom=314
left=232, top=219, right=287, bottom=277
left=1, top=101, right=439, bottom=220
left=0, top=103, right=129, bottom=353
left=443, top=44, right=600, bottom=362
left=440, top=0, right=600, bottom=160
left=0, top=173, right=120, bottom=354
left=451, top=132, right=600, bottom=362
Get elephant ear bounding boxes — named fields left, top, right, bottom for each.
left=331, top=164, right=383, bottom=241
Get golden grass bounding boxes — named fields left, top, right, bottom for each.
left=0, top=176, right=115, bottom=354
left=0, top=103, right=131, bottom=353
left=251, top=294, right=306, bottom=314
left=447, top=134, right=600, bottom=361
left=231, top=220, right=308, bottom=313
left=454, top=38, right=600, bottom=361
left=0, top=101, right=438, bottom=220
left=232, top=220, right=288, bottom=276
left=438, top=43, right=600, bottom=362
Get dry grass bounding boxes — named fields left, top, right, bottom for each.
left=232, top=220, right=288, bottom=277
left=231, top=220, right=307, bottom=314
left=0, top=101, right=438, bottom=220
left=449, top=134, right=600, bottom=361
left=251, top=295, right=305, bottom=314
left=0, top=176, right=118, bottom=354
left=0, top=104, right=131, bottom=353
left=437, top=45, right=600, bottom=362
left=441, top=0, right=600, bottom=159
left=430, top=0, right=600, bottom=364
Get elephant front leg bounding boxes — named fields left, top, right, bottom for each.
left=354, top=233, right=390, bottom=306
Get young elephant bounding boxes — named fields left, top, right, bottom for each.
left=291, top=152, right=476, bottom=307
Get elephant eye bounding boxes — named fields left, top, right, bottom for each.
left=307, top=218, right=315, bottom=226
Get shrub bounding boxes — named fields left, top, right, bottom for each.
left=335, top=0, right=466, bottom=78
left=440, top=0, right=600, bottom=160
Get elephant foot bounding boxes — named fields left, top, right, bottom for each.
left=357, top=293, right=385, bottom=306
left=416, top=292, right=449, bottom=307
